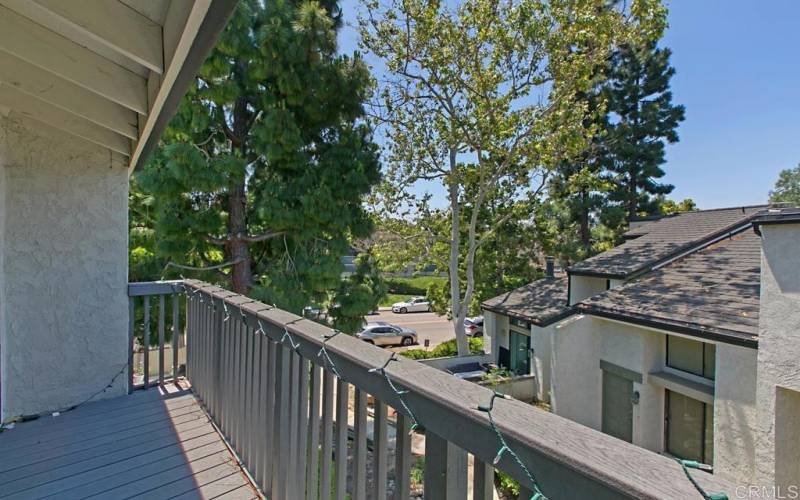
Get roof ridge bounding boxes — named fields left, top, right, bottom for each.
left=668, top=203, right=770, bottom=215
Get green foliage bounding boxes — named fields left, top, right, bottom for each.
left=401, top=337, right=484, bottom=360
left=362, top=0, right=667, bottom=354
left=384, top=276, right=445, bottom=296
left=133, top=0, right=381, bottom=320
left=481, top=366, right=514, bottom=388
left=495, top=470, right=521, bottom=498
left=328, top=253, right=387, bottom=334
left=601, top=41, right=686, bottom=224
left=657, top=197, right=697, bottom=215
left=410, top=456, right=425, bottom=486
left=541, top=33, right=684, bottom=262
left=770, top=163, right=800, bottom=206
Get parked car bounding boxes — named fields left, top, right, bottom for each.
left=391, top=297, right=431, bottom=313
left=357, top=322, right=418, bottom=347
left=465, top=316, right=484, bottom=337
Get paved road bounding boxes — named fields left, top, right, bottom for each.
left=365, top=309, right=455, bottom=348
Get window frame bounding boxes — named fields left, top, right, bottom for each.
left=665, top=335, right=716, bottom=380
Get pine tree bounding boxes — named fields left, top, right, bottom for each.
left=601, top=41, right=685, bottom=226
left=135, top=0, right=380, bottom=318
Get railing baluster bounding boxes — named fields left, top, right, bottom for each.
left=424, top=432, right=468, bottom=500
left=320, top=370, right=335, bottom=500
left=128, top=296, right=134, bottom=394
left=353, top=389, right=368, bottom=500
left=335, top=379, right=349, bottom=500
left=307, top=364, right=322, bottom=500
left=374, top=401, right=389, bottom=499
left=253, top=326, right=266, bottom=487
left=172, top=292, right=179, bottom=381
left=243, top=317, right=254, bottom=466
left=263, top=339, right=277, bottom=497
left=274, top=344, right=292, bottom=500
left=221, top=307, right=232, bottom=437
left=394, top=413, right=412, bottom=500
left=288, top=351, right=301, bottom=500
left=142, top=295, right=150, bottom=390
left=158, top=294, right=165, bottom=385
left=472, top=457, right=494, bottom=500
left=297, top=357, right=310, bottom=498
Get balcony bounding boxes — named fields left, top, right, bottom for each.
left=0, top=280, right=734, bottom=499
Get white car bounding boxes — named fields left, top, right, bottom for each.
left=357, top=322, right=418, bottom=346
left=391, top=297, right=431, bottom=313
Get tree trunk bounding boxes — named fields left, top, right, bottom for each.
left=228, top=95, right=253, bottom=295
left=228, top=181, right=253, bottom=295
left=447, top=150, right=470, bottom=357
left=579, top=190, right=591, bottom=252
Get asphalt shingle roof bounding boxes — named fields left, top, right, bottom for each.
left=482, top=276, right=572, bottom=327
left=568, top=205, right=768, bottom=278
left=577, top=230, right=761, bottom=347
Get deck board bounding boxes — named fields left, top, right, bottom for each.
left=0, top=389, right=259, bottom=500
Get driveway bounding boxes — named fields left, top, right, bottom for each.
left=367, top=309, right=454, bottom=348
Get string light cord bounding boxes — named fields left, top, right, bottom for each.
left=478, top=391, right=547, bottom=500
left=368, top=352, right=420, bottom=434
left=317, top=330, right=342, bottom=378
left=677, top=460, right=728, bottom=500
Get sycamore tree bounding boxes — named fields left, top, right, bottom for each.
left=136, top=0, right=381, bottom=325
left=360, top=0, right=666, bottom=355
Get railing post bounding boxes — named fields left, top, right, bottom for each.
left=127, top=296, right=134, bottom=394
left=143, top=295, right=150, bottom=389
left=172, top=292, right=179, bottom=380
left=424, top=432, right=468, bottom=500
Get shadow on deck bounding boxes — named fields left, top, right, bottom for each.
left=0, top=386, right=259, bottom=499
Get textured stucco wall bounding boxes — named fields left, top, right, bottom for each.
left=530, top=323, right=554, bottom=402
left=0, top=123, right=5, bottom=416
left=0, top=116, right=129, bottom=420
left=714, top=343, right=758, bottom=484
left=568, top=275, right=607, bottom=305
left=552, top=314, right=758, bottom=481
left=755, top=223, right=800, bottom=488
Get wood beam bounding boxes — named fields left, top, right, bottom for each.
left=128, top=0, right=212, bottom=172
left=2, top=0, right=164, bottom=74
left=0, top=5, right=148, bottom=114
left=0, top=84, right=131, bottom=156
left=0, top=51, right=138, bottom=139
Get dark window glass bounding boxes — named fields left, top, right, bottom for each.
left=666, top=390, right=714, bottom=465
left=667, top=336, right=715, bottom=380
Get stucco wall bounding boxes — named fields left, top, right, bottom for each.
left=0, top=124, right=5, bottom=416
left=568, top=275, right=607, bottom=305
left=755, top=223, right=800, bottom=488
left=552, top=313, right=758, bottom=481
left=714, top=343, right=758, bottom=484
left=530, top=323, right=554, bottom=402
left=0, top=116, right=129, bottom=420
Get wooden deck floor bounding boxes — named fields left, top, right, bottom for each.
left=0, top=387, right=259, bottom=500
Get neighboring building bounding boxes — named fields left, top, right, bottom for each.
left=482, top=205, right=800, bottom=486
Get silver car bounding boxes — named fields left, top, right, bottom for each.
left=357, top=322, right=418, bottom=347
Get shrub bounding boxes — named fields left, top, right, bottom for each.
left=384, top=276, right=446, bottom=296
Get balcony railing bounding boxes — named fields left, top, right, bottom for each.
left=128, top=280, right=734, bottom=499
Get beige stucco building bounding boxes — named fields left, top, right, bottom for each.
left=483, top=206, right=800, bottom=488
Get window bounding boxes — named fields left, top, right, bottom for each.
left=665, top=390, right=714, bottom=464
left=666, top=336, right=715, bottom=379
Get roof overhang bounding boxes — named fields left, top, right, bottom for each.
left=752, top=208, right=800, bottom=235
left=0, top=0, right=238, bottom=174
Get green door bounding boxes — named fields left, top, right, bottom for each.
left=602, top=370, right=633, bottom=442
left=509, top=330, right=530, bottom=375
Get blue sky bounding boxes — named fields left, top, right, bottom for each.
left=338, top=0, right=800, bottom=209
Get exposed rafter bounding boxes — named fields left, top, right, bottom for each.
left=0, top=83, right=131, bottom=155
left=0, top=51, right=138, bottom=139
left=0, top=5, right=148, bottom=114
